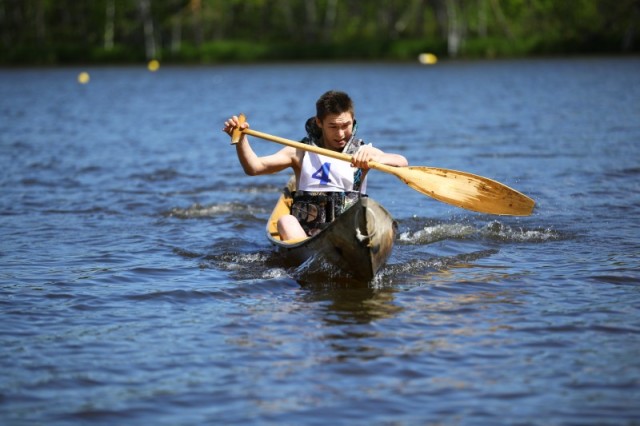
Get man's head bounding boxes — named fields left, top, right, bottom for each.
left=315, top=90, right=354, bottom=121
left=315, top=91, right=355, bottom=151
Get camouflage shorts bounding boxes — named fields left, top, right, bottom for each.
left=291, top=191, right=361, bottom=236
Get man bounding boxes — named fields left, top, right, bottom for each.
left=223, top=90, right=408, bottom=240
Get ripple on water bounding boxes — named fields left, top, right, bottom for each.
left=2, top=60, right=640, bottom=426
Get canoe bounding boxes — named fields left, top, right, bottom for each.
left=266, top=179, right=397, bottom=281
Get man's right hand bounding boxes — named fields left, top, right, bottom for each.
left=223, top=115, right=249, bottom=137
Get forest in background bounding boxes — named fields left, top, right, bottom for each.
left=1, top=0, right=639, bottom=65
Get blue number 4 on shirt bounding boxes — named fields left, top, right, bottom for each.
left=312, top=162, right=332, bottom=185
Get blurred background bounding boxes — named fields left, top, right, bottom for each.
left=2, top=0, right=639, bottom=65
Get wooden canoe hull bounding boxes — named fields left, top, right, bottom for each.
left=266, top=189, right=396, bottom=281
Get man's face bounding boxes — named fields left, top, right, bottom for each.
left=316, top=112, right=353, bottom=151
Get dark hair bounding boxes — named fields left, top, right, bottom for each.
left=315, top=91, right=354, bottom=121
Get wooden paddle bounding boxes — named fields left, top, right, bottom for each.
left=231, top=114, right=535, bottom=216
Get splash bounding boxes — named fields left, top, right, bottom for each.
left=399, top=220, right=562, bottom=245
left=480, top=221, right=561, bottom=243
left=166, top=202, right=251, bottom=219
left=262, top=267, right=291, bottom=279
left=204, top=251, right=270, bottom=271
left=399, top=223, right=477, bottom=244
left=292, top=255, right=347, bottom=280
left=380, top=248, right=499, bottom=280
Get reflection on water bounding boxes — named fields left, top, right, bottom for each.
left=302, top=283, right=401, bottom=324
left=300, top=285, right=402, bottom=361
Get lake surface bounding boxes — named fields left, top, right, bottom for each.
left=1, top=58, right=639, bottom=425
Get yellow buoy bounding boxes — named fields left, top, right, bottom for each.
left=77, top=72, right=90, bottom=84
left=418, top=53, right=438, bottom=65
left=147, top=59, right=160, bottom=72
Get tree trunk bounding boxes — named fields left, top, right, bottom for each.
left=278, top=0, right=296, bottom=38
left=138, top=0, right=157, bottom=59
left=489, top=0, right=514, bottom=40
left=0, top=1, right=6, bottom=48
left=477, top=0, right=487, bottom=37
left=190, top=0, right=203, bottom=47
left=446, top=0, right=461, bottom=57
left=432, top=0, right=449, bottom=41
left=171, top=15, right=181, bottom=54
left=413, top=0, right=426, bottom=38
left=104, top=0, right=115, bottom=50
left=323, top=0, right=338, bottom=42
left=621, top=1, right=639, bottom=51
left=34, top=0, right=46, bottom=44
left=304, top=0, right=318, bottom=42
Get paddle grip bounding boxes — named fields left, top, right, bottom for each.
left=230, top=113, right=246, bottom=144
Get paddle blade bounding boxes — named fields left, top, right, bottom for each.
left=392, top=166, right=535, bottom=216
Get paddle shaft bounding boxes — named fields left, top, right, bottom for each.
left=240, top=128, right=415, bottom=192
left=229, top=115, right=535, bottom=216
left=242, top=128, right=356, bottom=163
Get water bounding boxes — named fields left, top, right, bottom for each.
left=1, top=58, right=639, bottom=425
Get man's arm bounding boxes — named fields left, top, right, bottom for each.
left=235, top=141, right=297, bottom=176
left=223, top=115, right=298, bottom=176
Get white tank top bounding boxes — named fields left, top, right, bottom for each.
left=298, top=151, right=368, bottom=193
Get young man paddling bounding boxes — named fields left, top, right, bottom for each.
left=223, top=90, right=408, bottom=241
